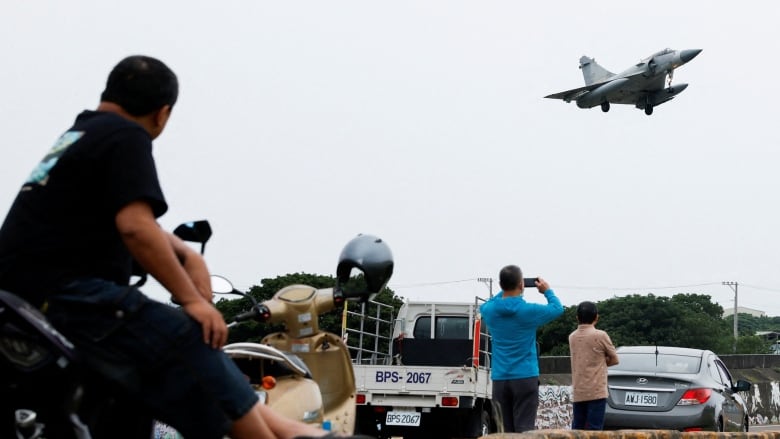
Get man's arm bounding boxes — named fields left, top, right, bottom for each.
left=167, top=232, right=213, bottom=302
left=603, top=333, right=619, bottom=366
left=534, top=277, right=564, bottom=323
left=116, top=200, right=226, bottom=348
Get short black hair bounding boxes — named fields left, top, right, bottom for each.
left=100, top=55, right=178, bottom=116
left=499, top=265, right=522, bottom=291
left=577, top=301, right=598, bottom=324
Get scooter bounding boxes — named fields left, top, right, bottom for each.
left=212, top=232, right=394, bottom=435
left=212, top=276, right=326, bottom=429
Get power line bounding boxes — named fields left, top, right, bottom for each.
left=390, top=278, right=479, bottom=289
left=739, top=284, right=780, bottom=294
left=557, top=282, right=721, bottom=291
left=388, top=279, right=780, bottom=296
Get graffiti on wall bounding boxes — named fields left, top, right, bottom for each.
left=537, top=382, right=780, bottom=430
left=744, top=381, right=780, bottom=425
left=537, top=385, right=573, bottom=429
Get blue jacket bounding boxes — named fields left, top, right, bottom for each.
left=480, top=290, right=563, bottom=380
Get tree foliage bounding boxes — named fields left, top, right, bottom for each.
left=215, top=272, right=404, bottom=346
left=536, top=293, right=768, bottom=356
left=215, top=277, right=773, bottom=356
left=723, top=313, right=780, bottom=336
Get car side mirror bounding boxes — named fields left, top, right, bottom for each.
left=733, top=379, right=751, bottom=392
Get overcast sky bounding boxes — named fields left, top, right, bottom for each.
left=2, top=1, right=779, bottom=317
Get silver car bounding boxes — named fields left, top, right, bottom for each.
left=603, top=346, right=751, bottom=432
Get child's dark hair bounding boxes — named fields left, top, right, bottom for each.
left=576, top=301, right=598, bottom=324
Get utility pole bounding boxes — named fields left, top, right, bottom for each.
left=477, top=277, right=493, bottom=298
left=722, top=281, right=739, bottom=353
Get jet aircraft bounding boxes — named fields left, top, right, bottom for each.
left=545, top=48, right=702, bottom=115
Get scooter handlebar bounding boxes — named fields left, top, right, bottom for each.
left=232, top=304, right=271, bottom=323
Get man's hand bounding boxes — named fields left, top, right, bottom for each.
left=182, top=300, right=228, bottom=349
left=536, top=277, right=551, bottom=294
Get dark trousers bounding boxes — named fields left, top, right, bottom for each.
left=572, top=398, right=607, bottom=430
left=492, top=377, right=539, bottom=433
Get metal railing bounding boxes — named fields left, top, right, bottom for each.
left=342, top=300, right=395, bottom=365
left=474, top=295, right=492, bottom=370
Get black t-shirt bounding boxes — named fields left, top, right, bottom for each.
left=0, top=110, right=168, bottom=305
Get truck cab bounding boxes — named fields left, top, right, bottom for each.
left=390, top=301, right=488, bottom=368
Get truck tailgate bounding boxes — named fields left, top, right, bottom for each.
left=353, top=364, right=490, bottom=396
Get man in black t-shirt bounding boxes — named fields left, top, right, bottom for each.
left=0, top=56, right=338, bottom=439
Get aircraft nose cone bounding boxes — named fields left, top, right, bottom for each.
left=680, top=49, right=702, bottom=63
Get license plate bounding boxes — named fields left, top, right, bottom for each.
left=386, top=411, right=421, bottom=427
left=625, top=391, right=658, bottom=406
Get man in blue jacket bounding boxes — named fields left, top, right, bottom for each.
left=480, top=265, right=564, bottom=432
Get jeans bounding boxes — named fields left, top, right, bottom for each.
left=492, top=377, right=539, bottom=432
left=45, top=278, right=258, bottom=439
left=572, top=398, right=607, bottom=430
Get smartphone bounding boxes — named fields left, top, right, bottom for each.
left=523, top=277, right=538, bottom=288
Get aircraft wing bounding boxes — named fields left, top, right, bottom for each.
left=544, top=83, right=603, bottom=102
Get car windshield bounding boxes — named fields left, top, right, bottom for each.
left=611, top=352, right=701, bottom=374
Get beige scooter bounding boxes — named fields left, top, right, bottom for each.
left=215, top=234, right=394, bottom=435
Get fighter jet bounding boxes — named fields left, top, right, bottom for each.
left=545, top=48, right=702, bottom=115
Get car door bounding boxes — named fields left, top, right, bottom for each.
left=712, top=357, right=743, bottom=431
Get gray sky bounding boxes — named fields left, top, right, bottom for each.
left=2, top=1, right=779, bottom=316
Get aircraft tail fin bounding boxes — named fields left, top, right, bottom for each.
left=579, top=56, right=614, bottom=85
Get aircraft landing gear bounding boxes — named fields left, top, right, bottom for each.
left=601, top=102, right=610, bottom=112
left=644, top=105, right=654, bottom=115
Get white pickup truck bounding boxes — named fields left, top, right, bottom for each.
left=343, top=299, right=499, bottom=439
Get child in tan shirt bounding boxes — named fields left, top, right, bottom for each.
left=568, top=301, right=619, bottom=430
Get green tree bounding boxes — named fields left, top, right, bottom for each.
left=723, top=313, right=780, bottom=336
left=669, top=294, right=730, bottom=353
left=215, top=272, right=404, bottom=346
left=735, top=335, right=772, bottom=354
left=536, top=293, right=737, bottom=355
left=537, top=305, right=577, bottom=356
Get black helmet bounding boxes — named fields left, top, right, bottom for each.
left=336, top=234, right=394, bottom=298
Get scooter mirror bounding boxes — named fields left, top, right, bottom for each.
left=211, top=275, right=234, bottom=295
left=173, top=220, right=212, bottom=254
